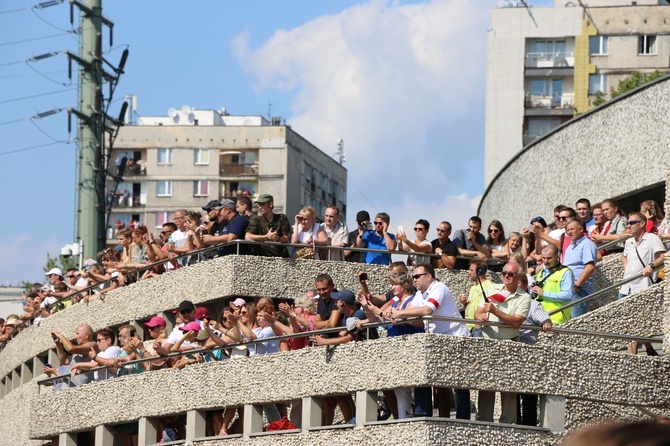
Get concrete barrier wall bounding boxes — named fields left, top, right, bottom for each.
left=28, top=333, right=670, bottom=440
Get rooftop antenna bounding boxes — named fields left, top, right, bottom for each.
left=518, top=1, right=538, bottom=27
left=334, top=139, right=346, bottom=165
left=267, top=100, right=274, bottom=120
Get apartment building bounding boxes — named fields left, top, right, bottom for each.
left=485, top=0, right=670, bottom=185
left=106, top=106, right=347, bottom=241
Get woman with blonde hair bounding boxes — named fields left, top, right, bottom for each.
left=291, top=206, right=328, bottom=259
left=640, top=200, right=664, bottom=234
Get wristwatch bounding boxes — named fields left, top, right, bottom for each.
left=648, top=262, right=655, bottom=269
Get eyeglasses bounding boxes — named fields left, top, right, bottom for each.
left=488, top=228, right=499, bottom=233
left=374, top=222, right=384, bottom=226
left=592, top=213, right=604, bottom=218
left=556, top=216, right=568, bottom=221
left=627, top=220, right=642, bottom=226
left=148, top=326, right=161, bottom=330
left=414, top=227, right=425, bottom=231
left=436, top=228, right=448, bottom=233
left=240, top=310, right=248, bottom=315
left=180, top=309, right=193, bottom=315
left=412, top=273, right=429, bottom=280
left=220, top=316, right=228, bottom=323
left=501, top=271, right=516, bottom=278
left=66, top=275, right=76, bottom=278
left=530, top=216, right=543, bottom=223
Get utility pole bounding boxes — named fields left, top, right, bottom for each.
left=67, top=0, right=126, bottom=259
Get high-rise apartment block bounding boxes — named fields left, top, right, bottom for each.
left=485, top=0, right=670, bottom=185
left=106, top=106, right=347, bottom=241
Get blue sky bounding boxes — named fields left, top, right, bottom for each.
left=0, top=0, right=551, bottom=284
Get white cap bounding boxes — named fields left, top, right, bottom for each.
left=45, top=268, right=63, bottom=277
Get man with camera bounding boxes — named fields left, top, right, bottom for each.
left=451, top=217, right=490, bottom=270
left=355, top=212, right=397, bottom=265
left=529, top=244, right=575, bottom=324
left=244, top=194, right=291, bottom=258
left=345, top=210, right=370, bottom=263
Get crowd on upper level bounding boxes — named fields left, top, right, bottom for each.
left=0, top=194, right=668, bottom=441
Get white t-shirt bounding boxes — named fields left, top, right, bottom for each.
left=166, top=323, right=196, bottom=350
left=413, top=280, right=470, bottom=337
left=171, top=229, right=188, bottom=249
left=95, top=346, right=122, bottom=381
left=621, top=233, right=666, bottom=294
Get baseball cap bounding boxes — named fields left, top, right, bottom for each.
left=230, top=298, right=246, bottom=308
left=202, top=200, right=221, bottom=211
left=194, top=307, right=210, bottom=320
left=179, top=321, right=202, bottom=332
left=144, top=316, right=167, bottom=329
left=45, top=268, right=63, bottom=277
left=331, top=289, right=356, bottom=306
left=219, top=198, right=236, bottom=209
left=255, top=194, right=274, bottom=203
left=356, top=211, right=370, bottom=222
left=174, top=300, right=196, bottom=314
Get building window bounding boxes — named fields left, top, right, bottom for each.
left=193, top=180, right=209, bottom=197
left=638, top=35, right=657, bottom=55
left=588, top=74, right=607, bottom=94
left=156, top=211, right=173, bottom=228
left=589, top=36, right=608, bottom=55
left=157, top=148, right=173, bottom=165
left=157, top=180, right=172, bottom=197
left=194, top=148, right=210, bottom=165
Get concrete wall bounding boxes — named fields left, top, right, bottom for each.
left=479, top=74, right=670, bottom=233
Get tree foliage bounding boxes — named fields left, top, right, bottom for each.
left=21, top=253, right=78, bottom=292
left=610, top=70, right=664, bottom=99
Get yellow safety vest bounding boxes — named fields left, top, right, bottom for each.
left=535, top=267, right=572, bottom=324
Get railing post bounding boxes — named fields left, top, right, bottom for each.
left=186, top=409, right=207, bottom=441
left=301, top=396, right=322, bottom=432
left=243, top=404, right=263, bottom=438
left=138, top=417, right=158, bottom=446
left=539, top=395, right=566, bottom=433
left=20, top=360, right=33, bottom=385
left=355, top=390, right=378, bottom=427
left=59, top=432, right=78, bottom=446
left=94, top=424, right=114, bottom=446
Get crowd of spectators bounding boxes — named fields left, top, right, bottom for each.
left=1, top=196, right=668, bottom=439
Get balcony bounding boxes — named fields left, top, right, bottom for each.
left=524, top=93, right=574, bottom=116
left=106, top=192, right=144, bottom=208
left=525, top=52, right=574, bottom=68
left=220, top=163, right=259, bottom=176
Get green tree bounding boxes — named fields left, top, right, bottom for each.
left=19, top=253, right=78, bottom=293
left=610, top=70, right=665, bottom=99
left=592, top=90, right=606, bottom=107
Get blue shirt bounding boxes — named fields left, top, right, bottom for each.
left=563, top=236, right=597, bottom=294
left=217, top=214, right=249, bottom=256
left=361, top=231, right=396, bottom=265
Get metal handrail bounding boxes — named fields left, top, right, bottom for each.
left=596, top=234, right=632, bottom=252
left=548, top=263, right=663, bottom=316
left=35, top=314, right=662, bottom=390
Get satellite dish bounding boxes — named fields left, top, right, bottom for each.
left=181, top=105, right=192, bottom=114
left=187, top=113, right=195, bottom=125
left=168, top=108, right=177, bottom=118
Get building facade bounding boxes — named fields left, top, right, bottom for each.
left=485, top=0, right=670, bottom=185
left=107, top=106, right=347, bottom=241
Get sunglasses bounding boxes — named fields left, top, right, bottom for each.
left=374, top=222, right=384, bottom=226
left=530, top=216, right=543, bottom=224
left=626, top=220, right=642, bottom=226
left=66, top=275, right=76, bottom=278
left=412, top=273, right=429, bottom=280
left=488, top=228, right=499, bottom=233
left=414, top=227, right=425, bottom=231
left=556, top=216, right=568, bottom=221
left=436, top=228, right=448, bottom=233
left=180, top=309, right=193, bottom=315
left=220, top=316, right=228, bottom=323
left=501, top=271, right=516, bottom=278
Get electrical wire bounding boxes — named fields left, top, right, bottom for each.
left=26, top=60, right=71, bottom=86
left=0, top=70, right=67, bottom=80
left=0, top=141, right=67, bottom=157
left=0, top=31, right=74, bottom=48
left=0, top=87, right=75, bottom=105
left=30, top=5, right=74, bottom=33
left=0, top=6, right=29, bottom=15
left=29, top=118, right=68, bottom=143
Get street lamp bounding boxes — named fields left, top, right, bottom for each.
left=60, top=240, right=85, bottom=270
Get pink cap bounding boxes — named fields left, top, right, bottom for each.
left=144, top=316, right=166, bottom=328
left=230, top=298, right=246, bottom=308
left=179, top=321, right=202, bottom=332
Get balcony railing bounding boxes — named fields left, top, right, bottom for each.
left=525, top=93, right=574, bottom=110
left=220, top=163, right=258, bottom=176
left=525, top=52, right=574, bottom=68
left=106, top=192, right=143, bottom=208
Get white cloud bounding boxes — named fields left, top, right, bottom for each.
left=0, top=235, right=64, bottom=286
left=234, top=0, right=493, bottom=227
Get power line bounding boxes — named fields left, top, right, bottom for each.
left=0, top=31, right=75, bottom=48
left=0, top=6, right=30, bottom=15
left=0, top=87, right=75, bottom=105
left=0, top=141, right=68, bottom=157
left=0, top=70, right=68, bottom=80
